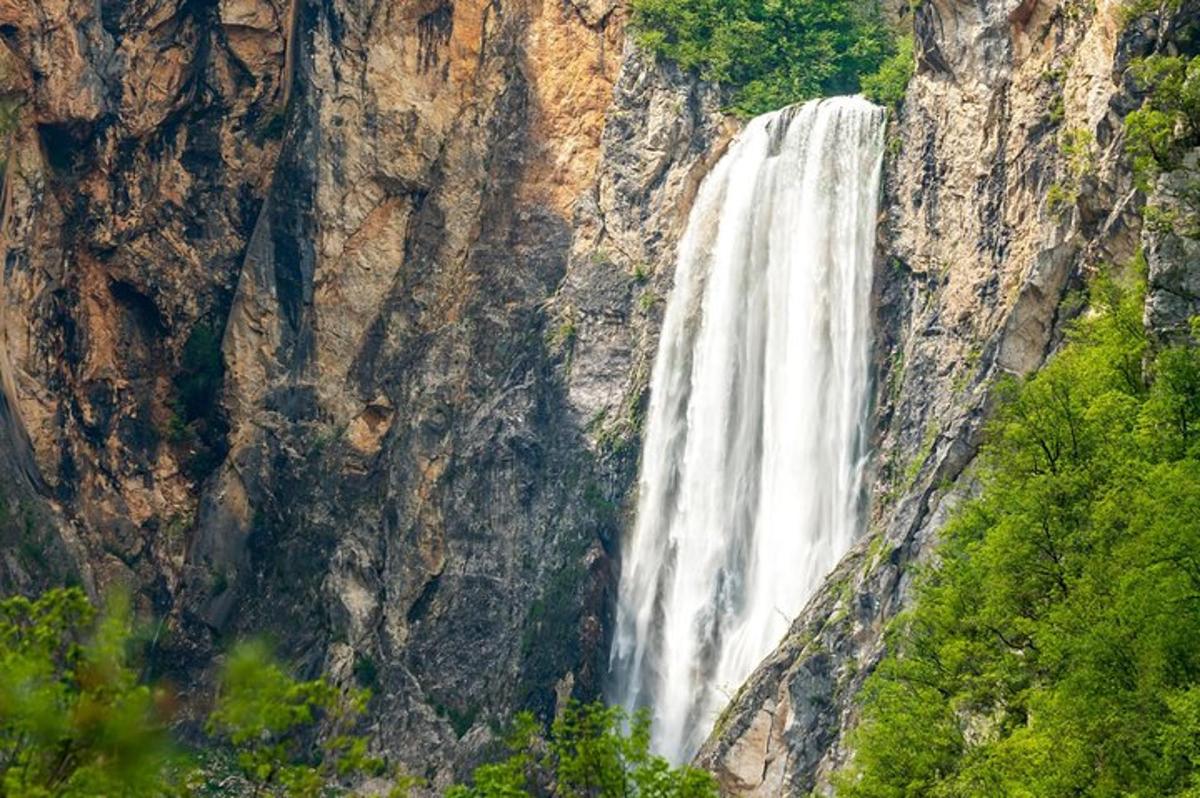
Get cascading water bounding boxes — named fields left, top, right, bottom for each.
left=609, top=97, right=886, bottom=763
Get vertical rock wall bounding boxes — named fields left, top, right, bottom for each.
left=0, top=0, right=732, bottom=782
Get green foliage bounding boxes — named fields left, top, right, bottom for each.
left=1047, top=92, right=1066, bottom=124
left=176, top=324, right=225, bottom=423
left=835, top=276, right=1200, bottom=795
left=0, top=588, right=179, bottom=796
left=549, top=307, right=579, bottom=354
left=1060, top=127, right=1095, bottom=179
left=0, top=65, right=23, bottom=174
left=0, top=95, right=19, bottom=174
left=0, top=587, right=409, bottom=797
left=1044, top=128, right=1096, bottom=221
left=629, top=0, right=900, bottom=116
left=1124, top=55, right=1200, bottom=189
left=352, top=654, right=378, bottom=689
left=0, top=98, right=17, bottom=139
left=448, top=702, right=718, bottom=798
left=205, top=641, right=388, bottom=797
left=1118, top=0, right=1182, bottom=27
left=432, top=699, right=480, bottom=740
left=860, top=35, right=914, bottom=109
left=168, top=323, right=229, bottom=479
left=1045, top=181, right=1077, bottom=219
left=902, top=423, right=939, bottom=489
left=1144, top=200, right=1191, bottom=235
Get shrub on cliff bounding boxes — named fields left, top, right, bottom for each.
left=1125, top=54, right=1200, bottom=188
left=629, top=0, right=905, bottom=116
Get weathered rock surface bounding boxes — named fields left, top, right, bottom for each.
left=695, top=0, right=1176, bottom=792
left=6, top=0, right=1192, bottom=790
left=0, top=0, right=289, bottom=599
left=1145, top=151, right=1200, bottom=342
left=0, top=0, right=730, bottom=783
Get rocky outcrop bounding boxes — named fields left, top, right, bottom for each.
left=1145, top=151, right=1200, bottom=342
left=0, top=0, right=289, bottom=597
left=0, top=0, right=731, bottom=783
left=696, top=0, right=1168, bottom=792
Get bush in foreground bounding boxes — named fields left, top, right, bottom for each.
left=0, top=587, right=715, bottom=797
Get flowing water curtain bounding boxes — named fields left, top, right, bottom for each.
left=609, top=97, right=886, bottom=763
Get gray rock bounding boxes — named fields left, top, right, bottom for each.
left=1145, top=153, right=1200, bottom=342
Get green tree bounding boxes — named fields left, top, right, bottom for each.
left=629, top=0, right=905, bottom=116
left=447, top=702, right=718, bottom=798
left=860, top=35, right=914, bottom=109
left=205, top=641, right=400, bottom=797
left=0, top=588, right=179, bottom=797
left=834, top=274, right=1200, bottom=796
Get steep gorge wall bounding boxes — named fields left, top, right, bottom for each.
left=698, top=0, right=1198, bottom=792
left=0, top=0, right=731, bottom=783
left=3, top=0, right=1184, bottom=791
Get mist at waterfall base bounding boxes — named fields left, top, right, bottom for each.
left=608, top=97, right=886, bottom=763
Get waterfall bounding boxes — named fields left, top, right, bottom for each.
left=608, top=97, right=886, bottom=763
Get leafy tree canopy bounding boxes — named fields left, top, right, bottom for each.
left=834, top=271, right=1200, bottom=796
left=629, top=0, right=909, bottom=116
left=446, top=703, right=717, bottom=798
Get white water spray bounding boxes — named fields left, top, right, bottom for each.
left=609, top=97, right=886, bottom=763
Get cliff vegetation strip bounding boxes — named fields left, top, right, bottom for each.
left=628, top=0, right=912, bottom=115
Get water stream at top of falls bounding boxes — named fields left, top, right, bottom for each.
left=608, top=97, right=887, bottom=763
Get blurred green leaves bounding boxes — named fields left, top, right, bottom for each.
left=206, top=641, right=393, bottom=797
left=0, top=589, right=407, bottom=797
left=0, top=588, right=178, bottom=797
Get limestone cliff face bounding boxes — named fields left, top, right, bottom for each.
left=0, top=0, right=289, bottom=597
left=696, top=0, right=1194, bottom=793
left=0, top=0, right=730, bottom=783
left=5, top=0, right=1187, bottom=790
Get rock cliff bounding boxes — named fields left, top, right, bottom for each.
left=0, top=0, right=730, bottom=783
left=2, top=0, right=1192, bottom=791
left=697, top=0, right=1200, bottom=793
